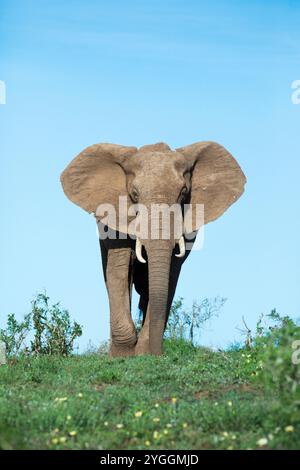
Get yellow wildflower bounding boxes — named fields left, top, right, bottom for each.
left=285, top=425, right=294, bottom=433
left=54, top=397, right=68, bottom=403
left=134, top=411, right=143, bottom=418
left=257, top=437, right=268, bottom=447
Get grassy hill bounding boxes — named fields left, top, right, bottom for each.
left=0, top=339, right=299, bottom=450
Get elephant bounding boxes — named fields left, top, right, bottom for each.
left=60, top=141, right=246, bottom=356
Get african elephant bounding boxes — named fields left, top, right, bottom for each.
left=61, top=141, right=246, bottom=356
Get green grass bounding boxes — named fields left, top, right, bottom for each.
left=0, top=339, right=299, bottom=450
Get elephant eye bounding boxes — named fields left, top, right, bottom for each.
left=131, top=188, right=139, bottom=202
left=179, top=185, right=189, bottom=203
left=181, top=186, right=188, bottom=197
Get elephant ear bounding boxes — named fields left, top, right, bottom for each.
left=60, top=143, right=137, bottom=234
left=176, top=141, right=246, bottom=232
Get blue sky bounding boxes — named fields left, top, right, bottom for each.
left=1, top=0, right=299, bottom=350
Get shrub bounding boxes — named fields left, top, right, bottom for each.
left=254, top=310, right=300, bottom=402
left=165, top=296, right=226, bottom=344
left=30, top=293, right=82, bottom=356
left=0, top=313, right=31, bottom=356
left=0, top=293, right=82, bottom=358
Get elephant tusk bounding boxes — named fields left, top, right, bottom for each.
left=175, top=235, right=185, bottom=258
left=136, top=238, right=147, bottom=263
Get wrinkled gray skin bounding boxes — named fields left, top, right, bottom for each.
left=61, top=141, right=246, bottom=356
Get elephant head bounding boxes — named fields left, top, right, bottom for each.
left=61, top=141, right=246, bottom=354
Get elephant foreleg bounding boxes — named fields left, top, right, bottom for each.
left=106, top=247, right=137, bottom=357
left=135, top=303, right=150, bottom=355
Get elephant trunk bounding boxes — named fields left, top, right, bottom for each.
left=146, top=240, right=173, bottom=355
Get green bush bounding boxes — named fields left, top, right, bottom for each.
left=254, top=310, right=300, bottom=402
left=0, top=313, right=31, bottom=356
left=166, top=297, right=226, bottom=344
left=0, top=293, right=82, bottom=358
